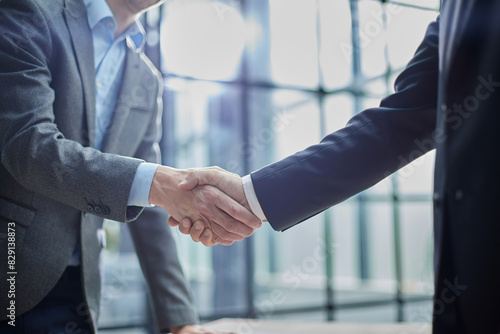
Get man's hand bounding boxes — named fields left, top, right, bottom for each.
left=170, top=324, right=234, bottom=334
left=166, top=167, right=261, bottom=246
left=149, top=166, right=261, bottom=246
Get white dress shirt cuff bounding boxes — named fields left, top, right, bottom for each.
left=242, top=174, right=268, bottom=222
left=128, top=162, right=160, bottom=207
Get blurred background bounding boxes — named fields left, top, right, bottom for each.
left=98, top=0, right=441, bottom=332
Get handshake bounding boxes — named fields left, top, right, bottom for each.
left=149, top=166, right=263, bottom=246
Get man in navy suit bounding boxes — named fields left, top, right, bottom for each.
left=172, top=1, right=500, bottom=333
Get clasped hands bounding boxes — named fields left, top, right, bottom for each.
left=149, top=166, right=261, bottom=246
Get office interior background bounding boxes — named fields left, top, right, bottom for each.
left=98, top=0, right=441, bottom=332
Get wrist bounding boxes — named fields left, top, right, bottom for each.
left=242, top=174, right=268, bottom=222
left=149, top=166, right=187, bottom=207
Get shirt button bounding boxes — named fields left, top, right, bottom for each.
left=96, top=82, right=102, bottom=89
left=440, top=104, right=447, bottom=112
left=455, top=190, right=464, bottom=201
left=108, top=21, right=115, bottom=28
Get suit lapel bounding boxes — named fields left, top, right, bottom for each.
left=440, top=0, right=475, bottom=88
left=63, top=0, right=96, bottom=148
left=102, top=42, right=153, bottom=153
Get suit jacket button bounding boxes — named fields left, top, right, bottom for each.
left=101, top=206, right=110, bottom=215
left=94, top=206, right=101, bottom=214
left=86, top=205, right=94, bottom=213
left=455, top=190, right=463, bottom=201
left=433, top=192, right=441, bottom=207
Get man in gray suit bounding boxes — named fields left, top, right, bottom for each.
left=0, top=0, right=260, bottom=333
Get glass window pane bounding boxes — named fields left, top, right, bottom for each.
left=161, top=0, right=245, bottom=80
left=319, top=0, right=353, bottom=90
left=358, top=0, right=387, bottom=78
left=400, top=202, right=434, bottom=294
left=389, top=0, right=441, bottom=10
left=331, top=202, right=360, bottom=282
left=325, top=93, right=354, bottom=134
left=386, top=5, right=439, bottom=70
left=269, top=0, right=319, bottom=88
left=247, top=89, right=321, bottom=170
left=404, top=300, right=433, bottom=324
left=335, top=305, right=398, bottom=322
left=397, top=150, right=436, bottom=195
left=366, top=203, right=395, bottom=283
left=255, top=214, right=328, bottom=310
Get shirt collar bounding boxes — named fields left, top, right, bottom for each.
left=126, top=21, right=146, bottom=52
left=83, top=0, right=145, bottom=51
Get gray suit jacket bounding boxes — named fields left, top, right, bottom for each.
left=0, top=0, right=196, bottom=332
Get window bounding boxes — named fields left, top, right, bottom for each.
left=100, top=0, right=441, bottom=330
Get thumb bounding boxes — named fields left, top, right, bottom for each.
left=167, top=216, right=181, bottom=227
left=178, top=170, right=217, bottom=190
left=178, top=170, right=201, bottom=190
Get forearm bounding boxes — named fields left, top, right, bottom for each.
left=252, top=19, right=441, bottom=230
left=252, top=104, right=437, bottom=230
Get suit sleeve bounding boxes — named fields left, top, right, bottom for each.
left=127, top=63, right=198, bottom=330
left=127, top=208, right=198, bottom=331
left=0, top=0, right=143, bottom=223
left=252, top=18, right=441, bottom=231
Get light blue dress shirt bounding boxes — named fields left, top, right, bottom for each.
left=84, top=0, right=158, bottom=208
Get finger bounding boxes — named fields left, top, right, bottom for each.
left=193, top=187, right=251, bottom=239
left=217, top=239, right=235, bottom=246
left=179, top=217, right=194, bottom=235
left=200, top=228, right=215, bottom=247
left=178, top=170, right=201, bottom=190
left=190, top=220, right=205, bottom=242
left=200, top=213, right=246, bottom=241
left=198, top=227, right=235, bottom=247
left=178, top=168, right=225, bottom=190
left=167, top=216, right=181, bottom=227
left=205, top=187, right=262, bottom=232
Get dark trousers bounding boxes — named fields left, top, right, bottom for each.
left=0, top=266, right=93, bottom=334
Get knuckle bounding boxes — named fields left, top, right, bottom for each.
left=224, top=222, right=239, bottom=234
left=210, top=235, right=220, bottom=245
left=205, top=187, right=218, bottom=200
left=253, top=219, right=263, bottom=229
left=204, top=220, right=213, bottom=230
left=194, top=201, right=208, bottom=213
left=227, top=203, right=238, bottom=217
left=217, top=230, right=231, bottom=240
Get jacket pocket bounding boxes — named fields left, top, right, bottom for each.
left=0, top=197, right=36, bottom=251
left=0, top=196, right=36, bottom=227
